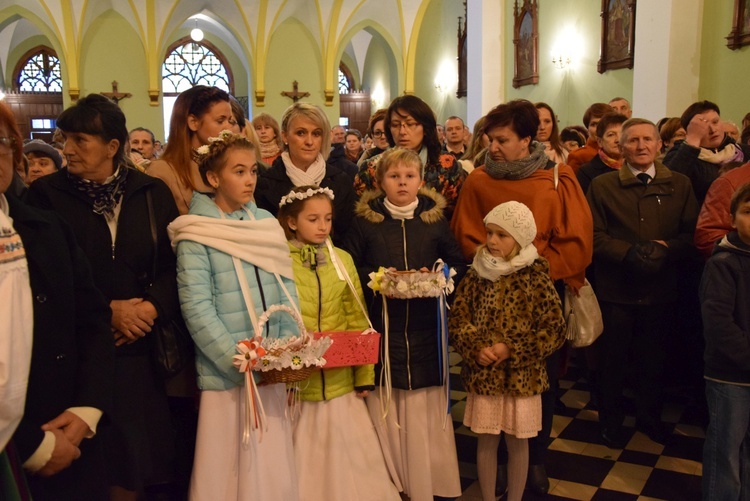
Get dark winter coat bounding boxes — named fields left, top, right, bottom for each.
left=700, top=232, right=750, bottom=384
left=26, top=167, right=181, bottom=356
left=341, top=188, right=467, bottom=390
left=255, top=156, right=356, bottom=245
left=586, top=161, right=699, bottom=305
left=8, top=193, right=113, bottom=500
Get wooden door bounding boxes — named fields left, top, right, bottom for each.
left=3, top=91, right=64, bottom=141
left=339, top=91, right=371, bottom=134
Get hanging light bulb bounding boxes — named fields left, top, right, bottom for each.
left=190, top=19, right=204, bottom=42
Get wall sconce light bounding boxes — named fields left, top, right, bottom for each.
left=372, top=83, right=385, bottom=109
left=190, top=19, right=204, bottom=42
left=552, top=54, right=571, bottom=69
left=434, top=60, right=456, bottom=93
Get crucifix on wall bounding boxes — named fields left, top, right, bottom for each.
left=281, top=80, right=310, bottom=102
left=100, top=81, right=132, bottom=105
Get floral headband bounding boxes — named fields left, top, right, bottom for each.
left=279, top=187, right=335, bottom=208
left=195, top=129, right=236, bottom=156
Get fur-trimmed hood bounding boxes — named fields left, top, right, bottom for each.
left=355, top=186, right=447, bottom=224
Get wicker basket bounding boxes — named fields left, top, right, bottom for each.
left=253, top=305, right=330, bottom=384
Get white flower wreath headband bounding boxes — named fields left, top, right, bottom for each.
left=279, top=187, right=335, bottom=208
left=195, top=129, right=236, bottom=156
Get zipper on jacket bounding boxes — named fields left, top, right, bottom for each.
left=401, top=220, right=412, bottom=389
left=314, top=268, right=327, bottom=400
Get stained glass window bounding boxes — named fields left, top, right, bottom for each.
left=17, top=49, right=62, bottom=92
left=162, top=41, right=231, bottom=93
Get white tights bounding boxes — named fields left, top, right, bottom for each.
left=476, top=433, right=528, bottom=501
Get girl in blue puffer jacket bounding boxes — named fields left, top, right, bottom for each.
left=170, top=132, right=300, bottom=501
left=277, top=185, right=400, bottom=501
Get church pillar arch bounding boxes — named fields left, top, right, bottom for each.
left=466, top=0, right=506, bottom=127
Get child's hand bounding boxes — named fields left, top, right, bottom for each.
left=476, top=346, right=499, bottom=367
left=356, top=390, right=370, bottom=398
left=490, top=343, right=510, bottom=365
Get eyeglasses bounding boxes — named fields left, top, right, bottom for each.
left=0, top=137, right=15, bottom=155
left=372, top=130, right=386, bottom=138
left=390, top=121, right=421, bottom=131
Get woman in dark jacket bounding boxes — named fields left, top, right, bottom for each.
left=26, top=94, right=180, bottom=500
left=255, top=102, right=356, bottom=244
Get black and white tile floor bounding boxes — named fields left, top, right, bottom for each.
left=449, top=351, right=705, bottom=501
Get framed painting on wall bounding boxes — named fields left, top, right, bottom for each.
left=727, top=0, right=750, bottom=49
left=597, top=0, right=636, bottom=73
left=512, top=0, right=538, bottom=89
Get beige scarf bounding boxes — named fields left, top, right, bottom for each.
left=168, top=211, right=294, bottom=280
left=281, top=151, right=326, bottom=187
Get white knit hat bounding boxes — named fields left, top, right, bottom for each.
left=483, top=201, right=537, bottom=248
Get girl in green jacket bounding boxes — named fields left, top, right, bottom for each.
left=277, top=186, right=400, bottom=501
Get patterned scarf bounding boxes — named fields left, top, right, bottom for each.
left=67, top=165, right=128, bottom=219
left=598, top=149, right=623, bottom=170
left=260, top=141, right=280, bottom=162
left=483, top=141, right=549, bottom=180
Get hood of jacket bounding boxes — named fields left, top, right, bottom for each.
left=354, top=186, right=446, bottom=225
left=714, top=231, right=750, bottom=257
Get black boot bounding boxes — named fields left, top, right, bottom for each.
left=527, top=463, right=550, bottom=495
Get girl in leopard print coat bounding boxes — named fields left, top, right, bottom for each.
left=449, top=201, right=565, bottom=501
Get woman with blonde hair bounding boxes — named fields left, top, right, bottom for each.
left=255, top=102, right=355, bottom=244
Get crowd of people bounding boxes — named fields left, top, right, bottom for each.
left=1, top=87, right=749, bottom=501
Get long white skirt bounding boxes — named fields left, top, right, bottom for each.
left=293, top=391, right=401, bottom=501
left=189, top=384, right=298, bottom=501
left=366, top=386, right=462, bottom=501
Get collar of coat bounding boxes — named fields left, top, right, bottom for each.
left=619, top=159, right=673, bottom=188
left=355, top=187, right=446, bottom=224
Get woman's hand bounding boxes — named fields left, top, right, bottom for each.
left=476, top=346, right=499, bottom=367
left=110, top=298, right=157, bottom=342
left=356, top=390, right=370, bottom=398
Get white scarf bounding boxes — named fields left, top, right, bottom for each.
left=0, top=194, right=33, bottom=450
left=384, top=198, right=418, bottom=220
left=471, top=244, right=539, bottom=281
left=168, top=211, right=294, bottom=280
left=281, top=151, right=326, bottom=187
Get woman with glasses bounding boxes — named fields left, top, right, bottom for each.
left=357, top=109, right=389, bottom=167
left=254, top=102, right=356, bottom=244
left=353, top=95, right=466, bottom=219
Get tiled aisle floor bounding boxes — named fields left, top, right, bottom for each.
left=449, top=351, right=705, bottom=501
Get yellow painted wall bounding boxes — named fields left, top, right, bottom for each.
left=699, top=2, right=750, bottom=126
left=413, top=0, right=467, bottom=123
left=78, top=10, right=163, bottom=138
left=261, top=18, right=334, bottom=124
left=361, top=30, right=399, bottom=112
left=504, top=0, right=632, bottom=127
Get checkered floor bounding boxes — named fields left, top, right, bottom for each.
left=449, top=351, right=706, bottom=501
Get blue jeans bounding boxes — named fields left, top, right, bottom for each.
left=703, top=379, right=750, bottom=501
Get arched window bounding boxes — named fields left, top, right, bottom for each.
left=338, top=64, right=354, bottom=94
left=161, top=38, right=234, bottom=139
left=162, top=38, right=233, bottom=94
left=14, top=47, right=62, bottom=92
